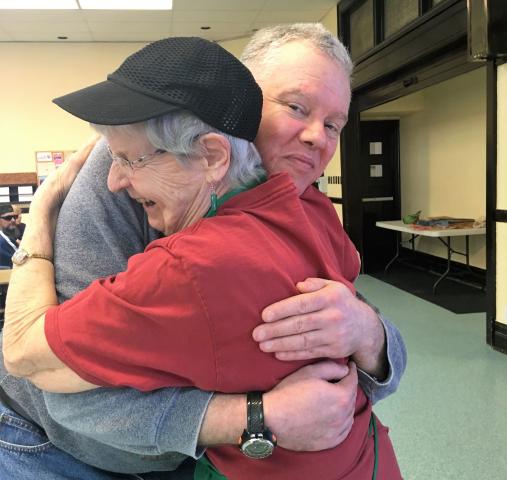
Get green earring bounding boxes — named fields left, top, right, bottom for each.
left=209, top=184, right=218, bottom=217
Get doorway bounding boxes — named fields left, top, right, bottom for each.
left=360, top=120, right=400, bottom=273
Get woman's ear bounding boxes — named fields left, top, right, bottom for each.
left=199, top=133, right=231, bottom=184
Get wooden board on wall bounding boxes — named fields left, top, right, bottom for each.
left=0, top=173, right=37, bottom=186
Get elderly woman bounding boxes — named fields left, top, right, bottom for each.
left=4, top=37, right=400, bottom=479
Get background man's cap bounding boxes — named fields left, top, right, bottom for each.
left=0, top=204, right=14, bottom=217
left=53, top=37, right=262, bottom=142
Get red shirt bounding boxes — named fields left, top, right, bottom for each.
left=46, top=173, right=394, bottom=479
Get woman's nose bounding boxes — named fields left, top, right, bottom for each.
left=107, top=163, right=131, bottom=192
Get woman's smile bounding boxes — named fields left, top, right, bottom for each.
left=134, top=197, right=156, bottom=208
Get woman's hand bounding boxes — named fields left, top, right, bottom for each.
left=31, top=135, right=100, bottom=215
left=3, top=135, right=101, bottom=385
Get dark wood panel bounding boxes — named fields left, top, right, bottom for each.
left=351, top=0, right=466, bottom=90
left=356, top=43, right=479, bottom=110
left=492, top=322, right=507, bottom=354
left=495, top=210, right=507, bottom=222
left=340, top=101, right=363, bottom=251
left=486, top=60, right=497, bottom=345
left=0, top=173, right=38, bottom=186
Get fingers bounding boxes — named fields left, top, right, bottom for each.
left=254, top=311, right=338, bottom=356
left=261, top=279, right=348, bottom=325
left=261, top=290, right=324, bottom=324
left=275, top=348, right=329, bottom=361
left=338, top=361, right=358, bottom=399
left=254, top=311, right=321, bottom=341
left=258, top=329, right=328, bottom=356
left=287, top=360, right=350, bottom=382
left=295, top=277, right=330, bottom=294
left=260, top=286, right=335, bottom=327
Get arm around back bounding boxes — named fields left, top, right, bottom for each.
left=45, top=139, right=213, bottom=457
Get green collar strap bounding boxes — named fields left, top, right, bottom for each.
left=204, top=174, right=266, bottom=218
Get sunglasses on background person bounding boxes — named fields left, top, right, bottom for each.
left=1, top=214, right=18, bottom=221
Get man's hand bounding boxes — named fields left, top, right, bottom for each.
left=264, top=360, right=357, bottom=451
left=253, top=278, right=387, bottom=379
left=198, top=360, right=357, bottom=451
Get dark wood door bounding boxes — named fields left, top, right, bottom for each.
left=360, top=120, right=400, bottom=273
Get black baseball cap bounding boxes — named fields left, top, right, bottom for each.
left=53, top=37, right=262, bottom=142
left=0, top=204, right=14, bottom=217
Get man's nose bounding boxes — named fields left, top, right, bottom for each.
left=299, top=120, right=327, bottom=150
left=107, top=163, right=131, bottom=192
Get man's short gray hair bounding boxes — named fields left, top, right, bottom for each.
left=241, top=23, right=353, bottom=81
left=93, top=110, right=265, bottom=189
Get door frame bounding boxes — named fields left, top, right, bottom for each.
left=338, top=0, right=499, bottom=349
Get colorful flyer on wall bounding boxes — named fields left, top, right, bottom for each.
left=36, top=151, right=52, bottom=162
left=52, top=151, right=64, bottom=166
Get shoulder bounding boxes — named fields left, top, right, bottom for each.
left=145, top=176, right=301, bottom=269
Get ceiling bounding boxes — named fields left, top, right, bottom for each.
left=0, top=0, right=338, bottom=43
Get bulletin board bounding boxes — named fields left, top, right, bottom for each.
left=35, top=150, right=75, bottom=185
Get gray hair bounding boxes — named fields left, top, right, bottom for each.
left=93, top=110, right=265, bottom=189
left=241, top=23, right=353, bottom=81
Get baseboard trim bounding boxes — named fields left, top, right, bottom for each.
left=399, top=247, right=486, bottom=276
left=492, top=322, right=507, bottom=354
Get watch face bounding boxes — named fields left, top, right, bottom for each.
left=241, top=437, right=275, bottom=459
left=12, top=249, right=28, bottom=265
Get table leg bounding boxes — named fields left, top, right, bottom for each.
left=384, top=232, right=400, bottom=272
left=464, top=235, right=486, bottom=291
left=433, top=236, right=452, bottom=294
left=465, top=235, right=470, bottom=267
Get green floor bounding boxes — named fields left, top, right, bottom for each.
left=356, top=275, right=507, bottom=480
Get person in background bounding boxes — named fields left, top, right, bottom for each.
left=11, top=204, right=26, bottom=243
left=0, top=24, right=406, bottom=480
left=0, top=205, right=16, bottom=330
left=0, top=204, right=21, bottom=247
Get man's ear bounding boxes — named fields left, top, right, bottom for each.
left=199, top=133, right=231, bottom=184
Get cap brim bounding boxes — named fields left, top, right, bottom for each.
left=53, top=80, right=179, bottom=125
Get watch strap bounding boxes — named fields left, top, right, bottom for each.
left=28, top=252, right=53, bottom=262
left=246, top=391, right=264, bottom=434
left=12, top=248, right=53, bottom=266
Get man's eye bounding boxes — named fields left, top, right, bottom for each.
left=288, top=103, right=305, bottom=114
left=325, top=123, right=341, bottom=137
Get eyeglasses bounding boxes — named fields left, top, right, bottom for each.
left=1, top=214, right=18, bottom=221
left=107, top=145, right=166, bottom=171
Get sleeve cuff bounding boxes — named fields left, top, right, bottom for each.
left=156, top=388, right=214, bottom=459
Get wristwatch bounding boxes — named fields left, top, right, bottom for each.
left=12, top=248, right=53, bottom=266
left=239, top=391, right=277, bottom=459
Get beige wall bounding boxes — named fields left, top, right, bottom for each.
left=320, top=5, right=338, bottom=33
left=0, top=42, right=149, bottom=174
left=398, top=68, right=487, bottom=268
left=0, top=6, right=339, bottom=176
left=0, top=7, right=341, bottom=228
left=497, top=63, right=507, bottom=325
left=0, top=37, right=260, bottom=176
